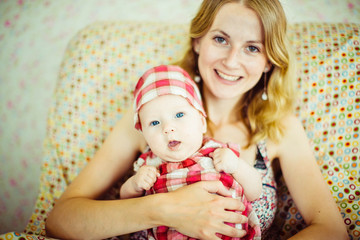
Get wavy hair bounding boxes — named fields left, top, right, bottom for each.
left=177, top=0, right=297, bottom=146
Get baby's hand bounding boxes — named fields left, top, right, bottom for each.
left=212, top=148, right=240, bottom=174
left=132, top=165, right=159, bottom=192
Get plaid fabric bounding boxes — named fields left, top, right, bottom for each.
left=133, top=65, right=206, bottom=131
left=134, top=137, right=261, bottom=240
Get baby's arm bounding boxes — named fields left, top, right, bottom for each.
left=212, top=148, right=262, bottom=202
left=120, top=165, right=159, bottom=199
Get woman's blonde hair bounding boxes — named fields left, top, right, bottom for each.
left=177, top=0, right=297, bottom=146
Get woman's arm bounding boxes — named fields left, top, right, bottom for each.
left=45, top=110, right=145, bottom=238
left=46, top=111, right=248, bottom=240
left=276, top=115, right=349, bottom=240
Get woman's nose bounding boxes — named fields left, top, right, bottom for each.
left=222, top=48, right=241, bottom=68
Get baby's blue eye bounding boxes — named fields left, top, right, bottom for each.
left=150, top=120, right=160, bottom=126
left=176, top=112, right=184, bottom=118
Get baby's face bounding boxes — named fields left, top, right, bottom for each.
left=139, top=95, right=206, bottom=162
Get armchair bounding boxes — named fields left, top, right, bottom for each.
left=1, top=21, right=359, bottom=239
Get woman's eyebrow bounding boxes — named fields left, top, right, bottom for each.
left=247, top=40, right=263, bottom=44
left=210, top=29, right=230, bottom=38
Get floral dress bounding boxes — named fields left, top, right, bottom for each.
left=251, top=141, right=278, bottom=234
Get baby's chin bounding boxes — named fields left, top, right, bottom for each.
left=161, top=156, right=188, bottom=163
left=160, top=151, right=193, bottom=163
left=156, top=143, right=203, bottom=162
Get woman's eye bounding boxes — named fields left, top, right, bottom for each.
left=175, top=112, right=184, bottom=118
left=150, top=120, right=160, bottom=126
left=248, top=45, right=260, bottom=53
left=214, top=36, right=227, bottom=45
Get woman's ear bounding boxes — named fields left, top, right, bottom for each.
left=264, top=62, right=272, bottom=73
left=193, top=38, right=200, bottom=54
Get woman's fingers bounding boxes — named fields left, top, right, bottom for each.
left=201, top=182, right=248, bottom=238
left=216, top=224, right=247, bottom=238
left=199, top=180, right=232, bottom=197
left=200, top=181, right=246, bottom=211
left=223, top=208, right=248, bottom=224
left=224, top=197, right=246, bottom=212
left=163, top=182, right=249, bottom=239
left=195, top=210, right=247, bottom=239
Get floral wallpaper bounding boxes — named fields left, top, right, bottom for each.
left=0, top=0, right=359, bottom=234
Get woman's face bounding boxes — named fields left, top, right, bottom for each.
left=193, top=2, right=271, bottom=101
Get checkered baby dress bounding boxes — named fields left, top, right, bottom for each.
left=133, top=137, right=261, bottom=240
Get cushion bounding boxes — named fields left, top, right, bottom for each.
left=276, top=22, right=359, bottom=239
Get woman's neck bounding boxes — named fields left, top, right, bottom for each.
left=203, top=87, right=242, bottom=127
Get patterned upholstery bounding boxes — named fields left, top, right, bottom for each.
left=0, top=21, right=358, bottom=240
left=276, top=23, right=359, bottom=239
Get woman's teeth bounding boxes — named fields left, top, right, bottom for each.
left=216, top=70, right=241, bottom=81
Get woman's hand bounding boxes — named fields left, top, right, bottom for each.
left=156, top=181, right=248, bottom=240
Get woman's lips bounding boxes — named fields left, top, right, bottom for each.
left=168, top=140, right=181, bottom=150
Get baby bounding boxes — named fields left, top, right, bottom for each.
left=120, top=65, right=261, bottom=240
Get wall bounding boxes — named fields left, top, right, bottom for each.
left=0, top=0, right=359, bottom=233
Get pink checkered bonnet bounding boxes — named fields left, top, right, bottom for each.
left=134, top=65, right=206, bottom=131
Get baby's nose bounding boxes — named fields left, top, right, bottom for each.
left=163, top=125, right=175, bottom=134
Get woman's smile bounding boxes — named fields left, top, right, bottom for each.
left=215, top=69, right=243, bottom=83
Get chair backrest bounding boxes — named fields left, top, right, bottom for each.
left=279, top=22, right=359, bottom=239
left=23, top=21, right=359, bottom=238
left=24, top=21, right=189, bottom=236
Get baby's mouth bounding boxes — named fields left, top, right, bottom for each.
left=168, top=140, right=181, bottom=150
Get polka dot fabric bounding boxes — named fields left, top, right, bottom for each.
left=276, top=22, right=360, bottom=239
left=0, top=21, right=358, bottom=239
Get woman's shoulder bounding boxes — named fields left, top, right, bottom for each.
left=267, top=114, right=308, bottom=161
left=280, top=114, right=307, bottom=140
left=111, top=108, right=147, bottom=152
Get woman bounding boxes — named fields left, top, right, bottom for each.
left=46, top=0, right=348, bottom=239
